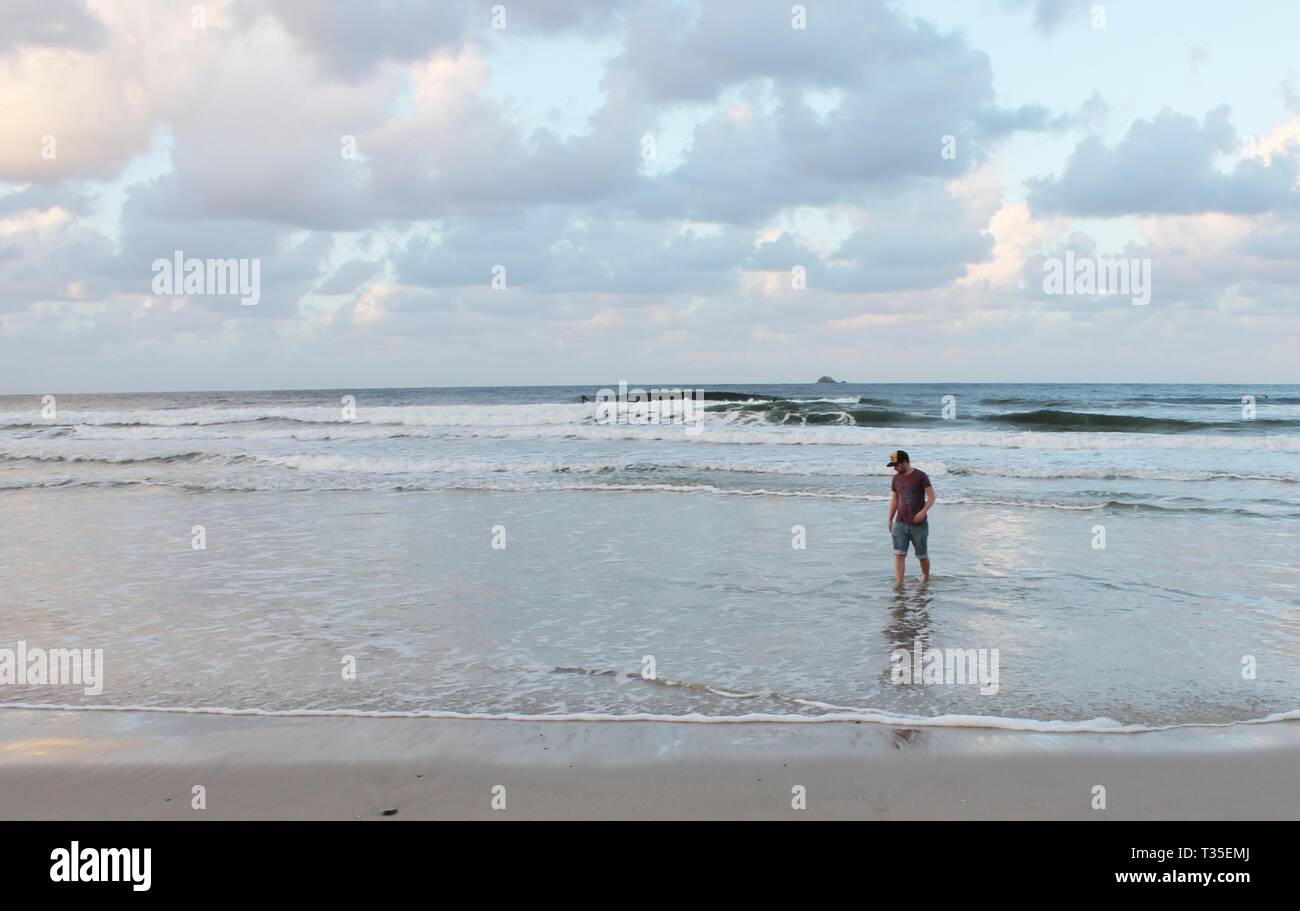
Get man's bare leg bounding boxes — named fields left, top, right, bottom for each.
left=919, top=558, right=931, bottom=582
left=894, top=555, right=906, bottom=585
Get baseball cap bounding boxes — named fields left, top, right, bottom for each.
left=886, top=449, right=909, bottom=466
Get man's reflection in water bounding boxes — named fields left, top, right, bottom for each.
left=882, top=581, right=935, bottom=749
left=885, top=579, right=933, bottom=655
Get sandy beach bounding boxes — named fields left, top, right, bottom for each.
left=2, top=710, right=1297, bottom=820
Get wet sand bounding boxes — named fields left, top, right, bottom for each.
left=1, top=709, right=1297, bottom=819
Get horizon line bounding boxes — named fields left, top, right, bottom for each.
left=3, top=380, right=1298, bottom=398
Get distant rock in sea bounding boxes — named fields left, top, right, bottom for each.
left=816, top=376, right=846, bottom=384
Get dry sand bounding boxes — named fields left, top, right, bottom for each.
left=1, top=709, right=1297, bottom=819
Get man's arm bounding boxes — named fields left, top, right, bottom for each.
left=914, top=485, right=937, bottom=523
left=888, top=491, right=898, bottom=530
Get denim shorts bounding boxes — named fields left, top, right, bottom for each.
left=891, top=519, right=929, bottom=558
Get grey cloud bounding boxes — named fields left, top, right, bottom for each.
left=627, top=103, right=841, bottom=224
left=138, top=21, right=646, bottom=228
left=489, top=0, right=637, bottom=34
left=0, top=222, right=117, bottom=313
left=1283, top=80, right=1300, bottom=116
left=747, top=184, right=995, bottom=294
left=1020, top=232, right=1155, bottom=311
left=397, top=211, right=751, bottom=296
left=1027, top=106, right=1300, bottom=216
left=316, top=259, right=383, bottom=295
left=0, top=184, right=95, bottom=217
left=0, top=184, right=116, bottom=312
left=251, top=0, right=471, bottom=81
left=747, top=233, right=818, bottom=272
left=129, top=32, right=396, bottom=232
left=0, top=0, right=106, bottom=54
left=1004, top=0, right=1093, bottom=34
left=615, top=3, right=1061, bottom=224
left=364, top=66, right=651, bottom=222
left=103, top=188, right=334, bottom=316
left=1075, top=91, right=1110, bottom=134
left=1021, top=221, right=1300, bottom=314
left=395, top=212, right=565, bottom=290
left=616, top=0, right=1052, bottom=125
left=1242, top=222, right=1300, bottom=261
left=92, top=0, right=1060, bottom=233
left=255, top=0, right=637, bottom=82
left=0, top=178, right=335, bottom=316
left=824, top=208, right=993, bottom=293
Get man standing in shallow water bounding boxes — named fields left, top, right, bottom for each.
left=886, top=450, right=935, bottom=584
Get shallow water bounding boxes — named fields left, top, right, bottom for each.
left=1, top=383, right=1297, bottom=729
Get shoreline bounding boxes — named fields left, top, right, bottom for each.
left=2, top=710, right=1297, bottom=820
left=3, top=702, right=1299, bottom=734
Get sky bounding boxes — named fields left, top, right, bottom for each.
left=2, top=0, right=1299, bottom=393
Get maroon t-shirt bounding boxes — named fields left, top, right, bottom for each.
left=891, top=469, right=931, bottom=524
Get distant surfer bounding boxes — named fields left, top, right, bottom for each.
left=886, top=450, right=935, bottom=584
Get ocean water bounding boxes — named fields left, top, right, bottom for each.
left=1, top=383, right=1297, bottom=731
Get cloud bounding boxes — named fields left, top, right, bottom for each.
left=0, top=206, right=117, bottom=312
left=255, top=0, right=637, bottom=81
left=614, top=2, right=1058, bottom=224
left=0, top=2, right=225, bottom=182
left=0, top=184, right=96, bottom=218
left=747, top=183, right=996, bottom=294
left=1027, top=106, right=1300, bottom=216
left=396, top=210, right=751, bottom=296
left=0, top=0, right=107, bottom=53
left=129, top=21, right=395, bottom=231
left=1018, top=211, right=1300, bottom=314
left=3, top=0, right=1061, bottom=231
left=360, top=52, right=648, bottom=222
left=316, top=259, right=383, bottom=295
left=0, top=179, right=333, bottom=318
left=1004, top=0, right=1092, bottom=34
left=3, top=0, right=1299, bottom=388
left=253, top=0, right=471, bottom=81
left=109, top=189, right=334, bottom=317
